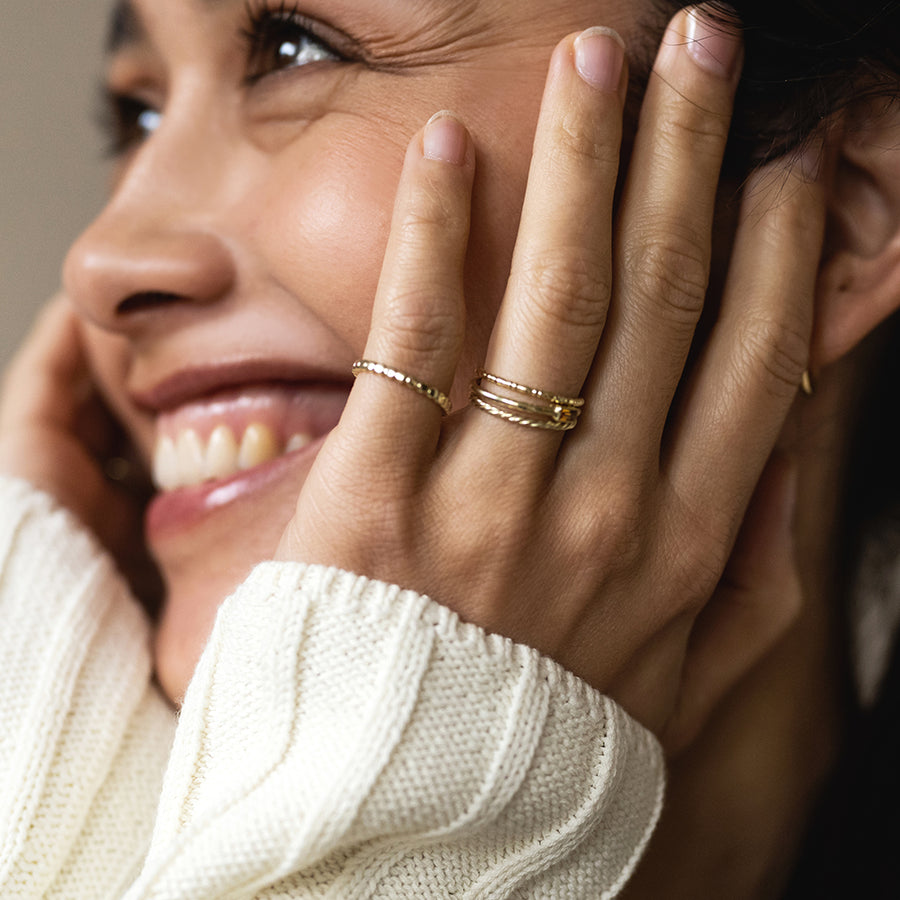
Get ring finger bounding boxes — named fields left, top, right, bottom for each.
left=582, top=7, right=742, bottom=458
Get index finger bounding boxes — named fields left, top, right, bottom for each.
left=335, top=113, right=475, bottom=473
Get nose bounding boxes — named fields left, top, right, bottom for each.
left=64, top=118, right=238, bottom=334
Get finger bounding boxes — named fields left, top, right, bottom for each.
left=663, top=456, right=801, bottom=754
left=667, top=145, right=826, bottom=521
left=2, top=300, right=147, bottom=479
left=0, top=296, right=147, bottom=568
left=581, top=6, right=742, bottom=456
left=0, top=295, right=90, bottom=432
left=479, top=27, right=627, bottom=418
left=338, top=112, right=474, bottom=469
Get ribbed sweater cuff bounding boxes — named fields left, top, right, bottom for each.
left=136, top=562, right=665, bottom=899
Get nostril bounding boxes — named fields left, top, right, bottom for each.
left=116, top=291, right=184, bottom=315
left=65, top=226, right=237, bottom=331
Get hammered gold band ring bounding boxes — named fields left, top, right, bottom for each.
left=352, top=359, right=452, bottom=414
left=469, top=370, right=584, bottom=431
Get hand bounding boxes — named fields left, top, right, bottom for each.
left=0, top=295, right=156, bottom=598
left=655, top=453, right=803, bottom=753
left=277, top=9, right=826, bottom=738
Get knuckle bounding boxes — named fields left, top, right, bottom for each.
left=549, top=110, right=619, bottom=170
left=626, top=229, right=710, bottom=323
left=737, top=313, right=810, bottom=398
left=655, top=97, right=731, bottom=156
left=672, top=535, right=729, bottom=610
left=400, top=172, right=467, bottom=238
left=662, top=499, right=735, bottom=611
left=656, top=542, right=727, bottom=623
left=382, top=303, right=461, bottom=358
left=572, top=481, right=648, bottom=571
left=756, top=187, right=824, bottom=266
left=515, top=249, right=611, bottom=332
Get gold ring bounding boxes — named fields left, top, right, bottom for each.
left=352, top=359, right=452, bottom=414
left=469, top=371, right=584, bottom=431
left=476, top=370, right=585, bottom=409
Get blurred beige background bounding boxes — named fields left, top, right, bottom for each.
left=1, top=1, right=111, bottom=367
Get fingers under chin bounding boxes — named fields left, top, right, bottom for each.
left=0, top=295, right=89, bottom=432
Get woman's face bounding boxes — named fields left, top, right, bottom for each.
left=64, top=0, right=652, bottom=698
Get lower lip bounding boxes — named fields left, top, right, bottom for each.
left=145, top=436, right=325, bottom=542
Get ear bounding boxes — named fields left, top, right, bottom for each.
left=813, top=98, right=900, bottom=368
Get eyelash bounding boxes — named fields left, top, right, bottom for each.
left=241, top=0, right=345, bottom=85
left=99, top=2, right=346, bottom=157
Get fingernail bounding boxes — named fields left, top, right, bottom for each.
left=423, top=111, right=469, bottom=165
left=685, top=7, right=741, bottom=79
left=574, top=27, right=626, bottom=92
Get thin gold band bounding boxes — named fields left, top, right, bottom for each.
left=352, top=359, right=452, bottom=414
left=469, top=393, right=580, bottom=431
left=475, top=370, right=585, bottom=409
left=470, top=384, right=581, bottom=428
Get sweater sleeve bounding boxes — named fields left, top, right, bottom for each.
left=0, top=477, right=176, bottom=899
left=0, top=475, right=664, bottom=899
left=129, top=564, right=665, bottom=899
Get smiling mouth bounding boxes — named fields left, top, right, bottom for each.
left=153, top=422, right=313, bottom=491
left=148, top=381, right=349, bottom=493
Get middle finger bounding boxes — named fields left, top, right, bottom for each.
left=475, top=27, right=628, bottom=441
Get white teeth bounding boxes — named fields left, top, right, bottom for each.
left=153, top=436, right=180, bottom=492
left=152, top=423, right=315, bottom=491
left=176, top=430, right=205, bottom=486
left=286, top=433, right=312, bottom=453
left=205, top=425, right=239, bottom=481
left=238, top=423, right=279, bottom=471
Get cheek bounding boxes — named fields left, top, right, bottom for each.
left=82, top=325, right=126, bottom=391
left=250, top=133, right=400, bottom=349
left=82, top=325, right=155, bottom=453
left=245, top=90, right=543, bottom=375
left=457, top=109, right=542, bottom=370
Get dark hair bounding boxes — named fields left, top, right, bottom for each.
left=655, top=0, right=900, bottom=161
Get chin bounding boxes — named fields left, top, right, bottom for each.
left=148, top=437, right=319, bottom=703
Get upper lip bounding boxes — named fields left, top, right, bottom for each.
left=130, top=358, right=355, bottom=413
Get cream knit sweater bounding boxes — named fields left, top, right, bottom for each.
left=0, top=476, right=664, bottom=898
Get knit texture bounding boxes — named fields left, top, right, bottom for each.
left=0, top=477, right=665, bottom=898
left=0, top=478, right=174, bottom=898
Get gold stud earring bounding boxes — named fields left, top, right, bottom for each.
left=800, top=370, right=815, bottom=396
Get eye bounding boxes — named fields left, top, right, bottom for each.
left=242, top=2, right=342, bottom=84
left=98, top=89, right=162, bottom=158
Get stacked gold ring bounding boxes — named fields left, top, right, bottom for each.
left=469, top=370, right=584, bottom=431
